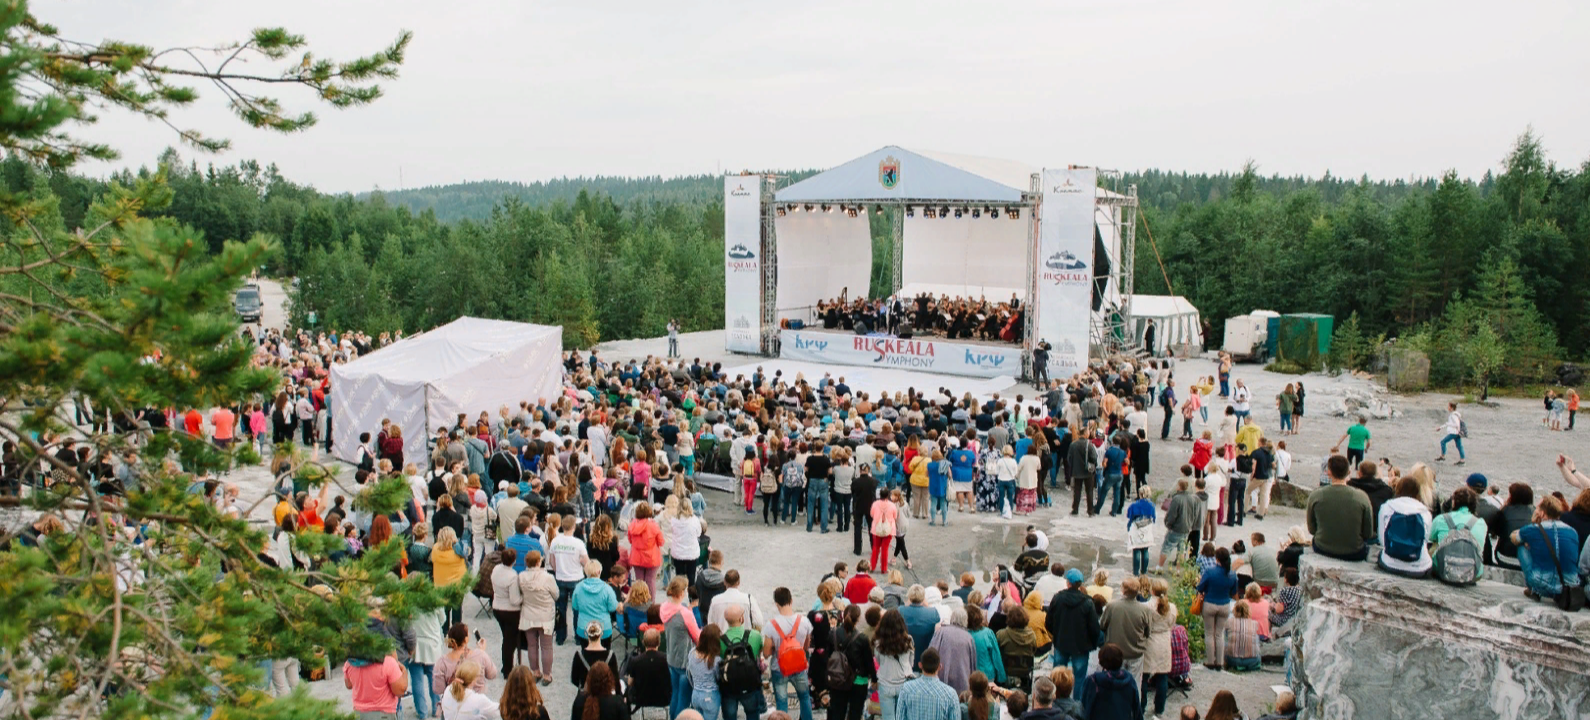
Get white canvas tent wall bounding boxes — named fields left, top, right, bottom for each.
left=769, top=146, right=1123, bottom=324
left=330, top=317, right=563, bottom=465
left=1129, top=295, right=1201, bottom=354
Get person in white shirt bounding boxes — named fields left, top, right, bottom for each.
left=1435, top=401, right=1467, bottom=465
left=706, top=568, right=764, bottom=631
left=547, top=515, right=588, bottom=644
left=1377, top=476, right=1434, bottom=578
left=1231, top=380, right=1252, bottom=422
left=1275, top=441, right=1293, bottom=483
left=1125, top=403, right=1150, bottom=438
left=586, top=420, right=609, bottom=468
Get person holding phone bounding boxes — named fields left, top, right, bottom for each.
left=433, top=623, right=499, bottom=701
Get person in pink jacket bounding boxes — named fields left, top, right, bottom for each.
left=870, top=488, right=901, bottom=574
left=627, top=502, right=665, bottom=598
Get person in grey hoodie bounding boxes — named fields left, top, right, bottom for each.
left=1159, top=473, right=1203, bottom=570
left=696, top=549, right=727, bottom=623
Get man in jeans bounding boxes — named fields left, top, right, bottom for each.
left=761, top=587, right=815, bottom=720
left=805, top=441, right=832, bottom=533
left=1044, top=569, right=1100, bottom=701
left=546, top=515, right=588, bottom=644
left=781, top=452, right=806, bottom=525
left=1227, top=444, right=1252, bottom=527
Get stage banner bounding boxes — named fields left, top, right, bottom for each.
left=1036, top=168, right=1096, bottom=378
left=724, top=176, right=762, bottom=353
left=779, top=329, right=1022, bottom=379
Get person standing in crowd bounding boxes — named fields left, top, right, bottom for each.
left=498, top=665, right=550, bottom=720
left=662, top=576, right=703, bottom=718
left=517, top=550, right=558, bottom=685
left=763, top=586, right=815, bottom=720
left=491, top=548, right=523, bottom=674
left=344, top=644, right=410, bottom=720
left=873, top=609, right=917, bottom=720
left=1068, top=427, right=1097, bottom=517
left=1100, top=576, right=1153, bottom=688
left=1045, top=569, right=1098, bottom=701
left=870, top=488, right=900, bottom=574
left=547, top=515, right=588, bottom=645
left=1081, top=643, right=1141, bottom=720
left=896, top=648, right=961, bottom=720
left=688, top=624, right=724, bottom=719
left=1196, top=547, right=1240, bottom=672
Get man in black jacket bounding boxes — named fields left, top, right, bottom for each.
left=1067, top=434, right=1097, bottom=517
left=624, top=629, right=672, bottom=713
left=1347, top=460, right=1394, bottom=536
left=1046, top=569, right=1100, bottom=701
left=851, top=470, right=877, bottom=556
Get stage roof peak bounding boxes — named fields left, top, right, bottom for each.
left=775, top=146, right=1029, bottom=203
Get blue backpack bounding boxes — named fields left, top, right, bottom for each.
left=1383, top=510, right=1427, bottom=563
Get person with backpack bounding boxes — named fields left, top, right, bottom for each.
left=762, top=587, right=816, bottom=720
left=1158, top=380, right=1177, bottom=441
left=1377, top=476, right=1435, bottom=578
left=739, top=446, right=762, bottom=515
left=828, top=604, right=874, bottom=720
left=1435, top=401, right=1467, bottom=465
left=719, top=604, right=766, bottom=720
left=1429, top=487, right=1489, bottom=584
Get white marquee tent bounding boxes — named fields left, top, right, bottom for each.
left=1128, top=295, right=1202, bottom=355
left=329, top=317, right=563, bottom=465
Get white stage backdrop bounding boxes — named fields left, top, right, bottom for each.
left=1036, top=168, right=1097, bottom=377
left=780, top=329, right=1023, bottom=378
left=903, top=215, right=1027, bottom=301
left=724, top=176, right=762, bottom=353
left=773, top=212, right=871, bottom=322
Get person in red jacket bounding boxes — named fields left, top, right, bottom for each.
left=843, top=560, right=878, bottom=606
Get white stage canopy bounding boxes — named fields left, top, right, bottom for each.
left=775, top=146, right=1027, bottom=203
left=329, top=317, right=563, bottom=465
left=1129, top=295, right=1202, bottom=354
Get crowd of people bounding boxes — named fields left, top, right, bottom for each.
left=812, top=291, right=1025, bottom=344
left=11, top=315, right=1590, bottom=720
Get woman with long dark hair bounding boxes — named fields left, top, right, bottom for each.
left=498, top=665, right=550, bottom=720
left=687, top=624, right=723, bottom=718
left=569, top=661, right=627, bottom=720
left=872, top=609, right=915, bottom=720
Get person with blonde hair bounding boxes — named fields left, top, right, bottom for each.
left=432, top=526, right=468, bottom=627
left=1223, top=600, right=1262, bottom=671
left=440, top=660, right=501, bottom=719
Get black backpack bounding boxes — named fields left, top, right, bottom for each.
left=717, top=632, right=761, bottom=695
left=826, top=641, right=856, bottom=688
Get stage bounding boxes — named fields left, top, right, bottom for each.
left=779, top=328, right=1025, bottom=379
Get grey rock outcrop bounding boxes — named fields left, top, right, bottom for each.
left=1289, top=554, right=1590, bottom=719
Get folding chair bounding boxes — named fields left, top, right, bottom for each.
left=469, top=587, right=492, bottom=617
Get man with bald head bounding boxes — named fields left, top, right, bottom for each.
left=720, top=603, right=766, bottom=720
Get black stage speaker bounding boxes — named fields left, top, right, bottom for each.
left=855, top=320, right=871, bottom=335
left=898, top=331, right=913, bottom=339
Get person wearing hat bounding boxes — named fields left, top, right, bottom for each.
left=1044, top=568, right=1100, bottom=701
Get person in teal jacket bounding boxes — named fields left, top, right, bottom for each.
left=967, top=605, right=1005, bottom=685
left=570, top=560, right=621, bottom=640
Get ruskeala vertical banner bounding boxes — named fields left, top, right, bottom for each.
left=1035, top=167, right=1096, bottom=377
left=724, top=176, right=762, bottom=353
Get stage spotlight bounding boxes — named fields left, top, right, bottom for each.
left=787, top=204, right=798, bottom=213
left=971, top=208, right=981, bottom=219
left=874, top=205, right=884, bottom=215
left=821, top=204, right=831, bottom=213
left=953, top=207, right=964, bottom=218
left=906, top=206, right=915, bottom=218
left=1008, top=208, right=1021, bottom=219
left=804, top=204, right=814, bottom=212
left=923, top=207, right=935, bottom=219
left=776, top=206, right=786, bottom=217
left=940, top=206, right=950, bottom=218
left=989, top=207, right=999, bottom=220
left=845, top=206, right=859, bottom=218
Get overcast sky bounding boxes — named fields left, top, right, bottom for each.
left=45, top=0, right=1590, bottom=194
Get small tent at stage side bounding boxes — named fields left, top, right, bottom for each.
left=329, top=317, right=563, bottom=465
left=1129, top=295, right=1202, bottom=355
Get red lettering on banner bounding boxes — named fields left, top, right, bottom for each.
left=853, top=337, right=938, bottom=363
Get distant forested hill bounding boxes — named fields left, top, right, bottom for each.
left=372, top=172, right=819, bottom=222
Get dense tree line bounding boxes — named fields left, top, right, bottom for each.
left=6, top=130, right=1584, bottom=375
left=1130, top=130, right=1588, bottom=385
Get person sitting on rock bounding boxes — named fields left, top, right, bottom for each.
left=1509, top=495, right=1582, bottom=602
left=1305, top=455, right=1374, bottom=562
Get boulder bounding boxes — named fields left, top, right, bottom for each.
left=1269, top=480, right=1312, bottom=509
left=1289, top=555, right=1590, bottom=719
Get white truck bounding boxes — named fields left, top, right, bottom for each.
left=1223, top=310, right=1279, bottom=361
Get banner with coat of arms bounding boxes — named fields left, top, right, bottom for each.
left=878, top=156, right=900, bottom=189
left=1036, top=167, right=1096, bottom=377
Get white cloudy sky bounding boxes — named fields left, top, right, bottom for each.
left=44, top=0, right=1590, bottom=193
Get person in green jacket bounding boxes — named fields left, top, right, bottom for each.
left=966, top=604, right=1004, bottom=685
left=1306, top=455, right=1374, bottom=561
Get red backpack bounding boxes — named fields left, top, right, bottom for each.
left=772, top=616, right=809, bottom=676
